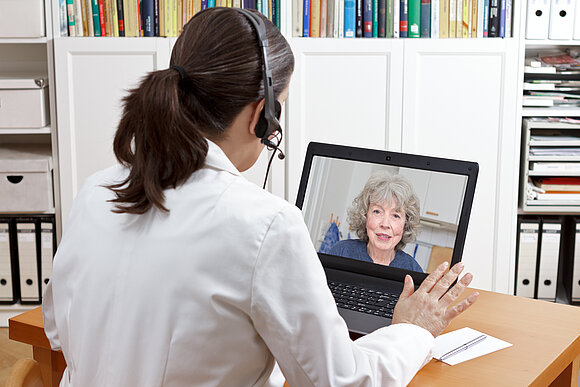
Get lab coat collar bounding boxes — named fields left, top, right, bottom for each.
left=204, top=139, right=242, bottom=177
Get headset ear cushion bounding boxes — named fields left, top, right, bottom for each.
left=255, top=108, right=268, bottom=139
left=274, top=100, right=281, bottom=120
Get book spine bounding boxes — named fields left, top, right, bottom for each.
left=386, top=0, right=393, bottom=37
left=208, top=0, right=215, bottom=6
left=372, top=0, right=378, bottom=36
left=117, top=0, right=125, bottom=36
left=449, top=0, right=455, bottom=37
left=193, top=0, right=201, bottom=12
left=439, top=0, right=448, bottom=37
left=73, top=0, right=83, bottom=36
left=379, top=0, right=387, bottom=37
left=320, top=0, right=327, bottom=35
left=498, top=0, right=505, bottom=37
left=154, top=0, right=159, bottom=35
left=393, top=0, right=399, bottom=36
left=488, top=0, right=498, bottom=37
left=293, top=0, right=302, bottom=36
left=356, top=0, right=363, bottom=37
left=455, top=0, right=461, bottom=37
left=106, top=0, right=115, bottom=37
left=482, top=0, right=488, bottom=36
left=80, top=0, right=90, bottom=35
left=431, top=0, right=438, bottom=37
left=67, top=0, right=76, bottom=36
left=202, top=0, right=208, bottom=9
left=399, top=0, right=408, bottom=37
left=109, top=0, right=117, bottom=36
left=60, top=0, right=68, bottom=36
left=462, top=0, right=468, bottom=37
left=344, top=0, right=356, bottom=37
left=303, top=0, right=310, bottom=37
left=334, top=0, right=341, bottom=37
left=505, top=0, right=511, bottom=37
left=408, top=0, right=420, bottom=37
left=420, top=0, right=430, bottom=37
left=142, top=0, right=154, bottom=36
left=470, top=0, right=477, bottom=37
left=91, top=0, right=101, bottom=36
left=476, top=0, right=483, bottom=37
left=338, top=0, right=344, bottom=37
left=85, top=0, right=95, bottom=36
left=98, top=0, right=107, bottom=36
left=164, top=0, right=172, bottom=36
left=268, top=0, right=272, bottom=20
left=275, top=0, right=281, bottom=28
left=311, top=0, right=321, bottom=36
left=363, top=0, right=372, bottom=37
left=261, top=0, right=268, bottom=17
left=326, top=0, right=334, bottom=37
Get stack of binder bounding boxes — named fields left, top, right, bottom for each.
left=562, top=217, right=580, bottom=304
left=526, top=0, right=579, bottom=40
left=0, top=216, right=55, bottom=304
left=515, top=216, right=561, bottom=301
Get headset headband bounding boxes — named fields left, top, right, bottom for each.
left=234, top=8, right=280, bottom=140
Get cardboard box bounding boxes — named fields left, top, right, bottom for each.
left=0, top=76, right=49, bottom=129
left=0, top=0, right=45, bottom=38
left=0, top=145, right=54, bottom=212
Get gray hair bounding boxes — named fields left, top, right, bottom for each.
left=347, top=171, right=420, bottom=251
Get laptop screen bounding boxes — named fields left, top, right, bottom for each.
left=296, top=142, right=478, bottom=278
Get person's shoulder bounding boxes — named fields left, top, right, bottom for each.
left=395, top=250, right=424, bottom=272
left=330, top=239, right=364, bottom=253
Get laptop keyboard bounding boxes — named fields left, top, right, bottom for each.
left=328, top=281, right=399, bottom=319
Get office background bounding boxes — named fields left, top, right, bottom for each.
left=1, top=0, right=579, bottom=325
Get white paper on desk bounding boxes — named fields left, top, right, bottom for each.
left=433, top=327, right=512, bottom=365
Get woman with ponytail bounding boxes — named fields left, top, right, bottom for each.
left=43, top=7, right=477, bottom=387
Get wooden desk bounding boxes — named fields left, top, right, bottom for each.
left=8, top=288, right=580, bottom=386
left=8, top=306, right=65, bottom=387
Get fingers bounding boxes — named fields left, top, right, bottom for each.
left=444, top=292, right=479, bottom=321
left=399, top=274, right=415, bottom=301
left=429, top=262, right=465, bottom=300
left=439, top=272, right=473, bottom=306
left=417, top=261, right=449, bottom=294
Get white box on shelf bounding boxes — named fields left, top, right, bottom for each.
left=0, top=0, right=45, bottom=38
left=0, top=76, right=49, bottom=129
left=0, top=144, right=54, bottom=213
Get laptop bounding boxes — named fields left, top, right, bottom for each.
left=295, top=142, right=478, bottom=335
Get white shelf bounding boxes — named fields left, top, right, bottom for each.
left=529, top=156, right=580, bottom=161
left=530, top=140, right=580, bottom=146
left=0, top=126, right=51, bottom=135
left=529, top=171, right=580, bottom=176
left=525, top=40, right=580, bottom=46
left=0, top=37, right=48, bottom=44
left=523, top=108, right=580, bottom=117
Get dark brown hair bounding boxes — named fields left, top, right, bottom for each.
left=107, top=8, right=294, bottom=214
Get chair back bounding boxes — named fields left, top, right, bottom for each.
left=5, top=358, right=44, bottom=387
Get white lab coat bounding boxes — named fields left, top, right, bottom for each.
left=43, top=140, right=434, bottom=387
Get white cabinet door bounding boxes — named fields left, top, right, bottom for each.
left=422, top=172, right=466, bottom=226
left=401, top=39, right=520, bottom=292
left=286, top=38, right=404, bottom=203
left=54, top=38, right=171, bottom=227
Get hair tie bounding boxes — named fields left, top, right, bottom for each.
left=171, top=65, right=189, bottom=82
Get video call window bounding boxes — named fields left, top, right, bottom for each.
left=301, top=156, right=468, bottom=274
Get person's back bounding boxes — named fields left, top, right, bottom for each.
left=44, top=142, right=301, bottom=385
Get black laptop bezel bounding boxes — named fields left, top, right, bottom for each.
left=295, top=142, right=479, bottom=285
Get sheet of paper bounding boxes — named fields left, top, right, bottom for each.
left=433, top=327, right=512, bottom=366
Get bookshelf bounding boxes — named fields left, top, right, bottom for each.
left=0, top=0, right=61, bottom=326
left=45, top=1, right=523, bottom=298
left=516, top=0, right=580, bottom=306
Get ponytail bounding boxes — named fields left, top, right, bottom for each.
left=107, top=68, right=208, bottom=214
left=107, top=7, right=294, bottom=215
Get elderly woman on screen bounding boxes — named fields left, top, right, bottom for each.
left=329, top=171, right=424, bottom=272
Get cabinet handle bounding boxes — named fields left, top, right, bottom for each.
left=426, top=211, right=439, bottom=216
left=6, top=176, right=23, bottom=184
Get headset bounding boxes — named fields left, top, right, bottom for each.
left=234, top=8, right=286, bottom=164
